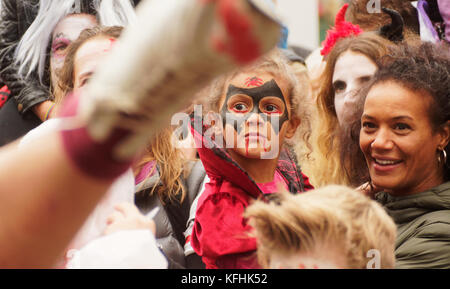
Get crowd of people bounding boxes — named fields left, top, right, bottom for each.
left=0, top=0, right=448, bottom=269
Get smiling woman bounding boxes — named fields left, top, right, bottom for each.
left=359, top=42, right=450, bottom=269
left=360, top=81, right=445, bottom=195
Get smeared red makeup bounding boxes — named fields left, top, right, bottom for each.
left=245, top=76, right=264, bottom=87
left=103, top=38, right=117, bottom=52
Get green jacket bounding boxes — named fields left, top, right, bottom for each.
left=375, top=182, right=450, bottom=269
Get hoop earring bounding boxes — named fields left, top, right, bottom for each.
left=438, top=149, right=447, bottom=166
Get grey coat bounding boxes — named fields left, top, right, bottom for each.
left=376, top=182, right=450, bottom=269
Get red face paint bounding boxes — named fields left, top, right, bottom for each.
left=103, top=38, right=117, bottom=52
left=245, top=137, right=249, bottom=157
left=263, top=138, right=270, bottom=153
left=245, top=76, right=264, bottom=87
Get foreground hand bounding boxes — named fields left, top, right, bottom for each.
left=104, top=202, right=156, bottom=236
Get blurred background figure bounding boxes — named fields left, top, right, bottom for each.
left=0, top=0, right=136, bottom=146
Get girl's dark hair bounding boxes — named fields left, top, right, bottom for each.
left=359, top=42, right=450, bottom=181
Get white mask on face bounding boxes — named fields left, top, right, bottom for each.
left=332, top=50, right=377, bottom=127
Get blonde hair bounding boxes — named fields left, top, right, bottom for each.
left=289, top=61, right=317, bottom=179
left=134, top=128, right=187, bottom=205
left=245, top=185, right=397, bottom=269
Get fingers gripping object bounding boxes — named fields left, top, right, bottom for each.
left=76, top=0, right=282, bottom=161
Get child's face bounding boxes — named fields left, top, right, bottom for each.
left=217, top=72, right=299, bottom=159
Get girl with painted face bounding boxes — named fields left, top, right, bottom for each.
left=359, top=42, right=450, bottom=269
left=190, top=50, right=314, bottom=269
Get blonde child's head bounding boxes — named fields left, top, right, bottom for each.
left=245, top=185, right=397, bottom=269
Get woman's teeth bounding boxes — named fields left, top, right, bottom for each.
left=374, top=159, right=401, bottom=165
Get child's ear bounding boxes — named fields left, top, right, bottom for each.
left=284, top=116, right=301, bottom=139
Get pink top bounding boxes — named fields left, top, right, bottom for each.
left=135, top=161, right=157, bottom=185
left=256, top=170, right=289, bottom=195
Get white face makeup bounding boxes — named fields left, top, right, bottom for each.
left=332, top=50, right=377, bottom=126
left=50, top=13, right=97, bottom=90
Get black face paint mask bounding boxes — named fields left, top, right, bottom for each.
left=220, top=79, right=289, bottom=135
